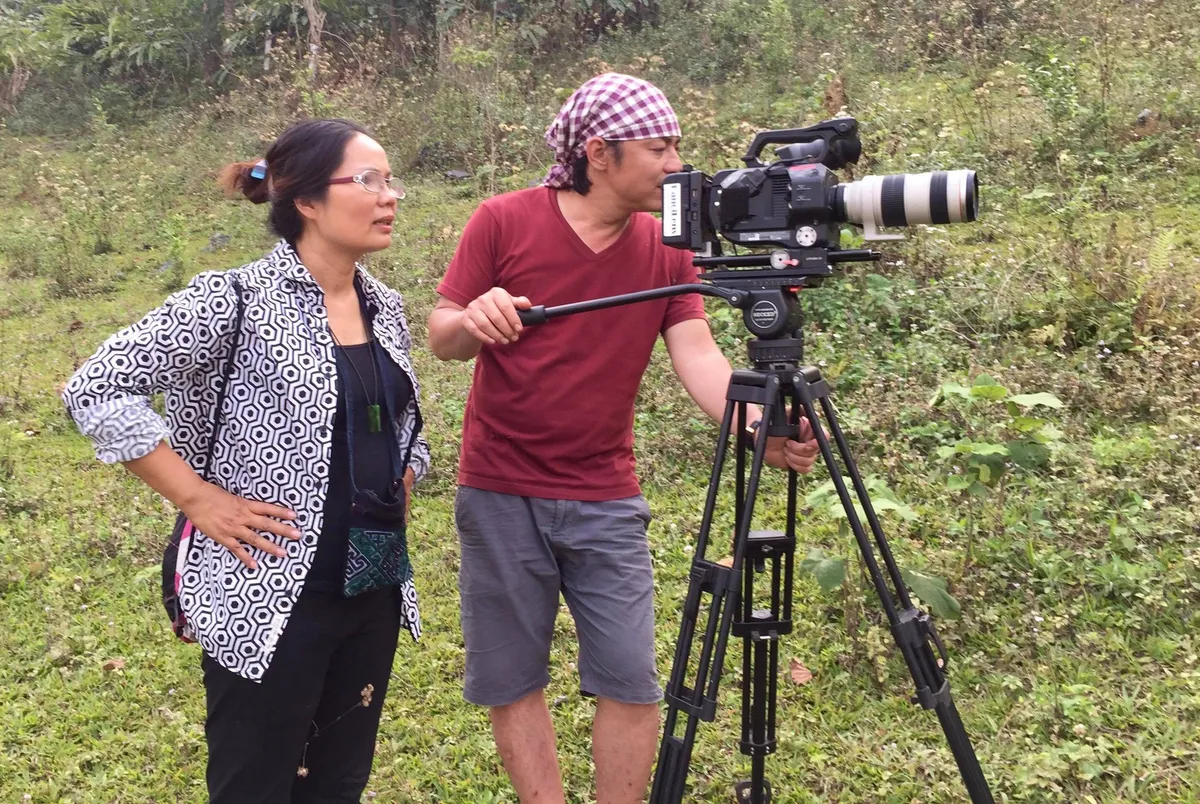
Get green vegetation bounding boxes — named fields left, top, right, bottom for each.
left=2, top=0, right=1199, bottom=800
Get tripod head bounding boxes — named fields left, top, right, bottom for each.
left=516, top=246, right=880, bottom=370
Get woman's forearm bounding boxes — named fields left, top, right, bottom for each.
left=124, top=442, right=209, bottom=510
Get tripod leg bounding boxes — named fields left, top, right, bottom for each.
left=651, top=393, right=740, bottom=803
left=790, top=367, right=996, bottom=804
left=652, top=376, right=782, bottom=804
left=732, top=456, right=795, bottom=804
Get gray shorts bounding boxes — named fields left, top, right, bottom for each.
left=455, top=486, right=663, bottom=707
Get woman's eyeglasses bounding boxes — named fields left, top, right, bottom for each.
left=328, top=170, right=406, bottom=198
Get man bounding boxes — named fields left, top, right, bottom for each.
left=428, top=73, right=819, bottom=803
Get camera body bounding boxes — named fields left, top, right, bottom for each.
left=665, top=158, right=852, bottom=259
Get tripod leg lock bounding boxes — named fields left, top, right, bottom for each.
left=664, top=691, right=720, bottom=722
left=913, top=680, right=953, bottom=710
left=892, top=609, right=953, bottom=710
left=688, top=559, right=738, bottom=597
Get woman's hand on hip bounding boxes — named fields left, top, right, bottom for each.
left=180, top=482, right=301, bottom=570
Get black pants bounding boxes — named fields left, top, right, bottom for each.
left=202, top=586, right=402, bottom=803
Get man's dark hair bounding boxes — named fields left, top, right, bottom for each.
left=571, top=140, right=623, bottom=195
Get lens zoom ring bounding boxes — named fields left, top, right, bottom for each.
left=929, top=171, right=950, bottom=224
left=880, top=175, right=907, bottom=227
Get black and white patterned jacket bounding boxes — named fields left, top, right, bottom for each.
left=63, top=240, right=429, bottom=681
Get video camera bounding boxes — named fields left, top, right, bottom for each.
left=660, top=117, right=978, bottom=285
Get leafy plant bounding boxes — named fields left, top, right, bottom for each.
left=931, top=374, right=1064, bottom=495
left=160, top=213, right=188, bottom=292
left=930, top=374, right=1065, bottom=567
left=800, top=477, right=960, bottom=635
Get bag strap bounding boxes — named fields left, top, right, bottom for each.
left=197, top=276, right=246, bottom=482
left=355, top=276, right=423, bottom=480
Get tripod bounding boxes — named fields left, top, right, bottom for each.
left=649, top=332, right=994, bottom=804
left=517, top=274, right=995, bottom=804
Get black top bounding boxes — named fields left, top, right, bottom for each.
left=305, top=339, right=413, bottom=592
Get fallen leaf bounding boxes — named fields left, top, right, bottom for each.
left=102, top=658, right=126, bottom=672
left=716, top=556, right=734, bottom=567
left=788, top=657, right=813, bottom=685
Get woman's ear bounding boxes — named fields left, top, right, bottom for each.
left=295, top=196, right=319, bottom=222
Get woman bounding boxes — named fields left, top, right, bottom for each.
left=62, top=118, right=429, bottom=802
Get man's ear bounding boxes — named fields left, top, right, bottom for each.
left=583, top=137, right=615, bottom=172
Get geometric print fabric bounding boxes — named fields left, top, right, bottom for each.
left=63, top=240, right=429, bottom=681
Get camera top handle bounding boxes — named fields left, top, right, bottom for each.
left=741, top=117, right=862, bottom=170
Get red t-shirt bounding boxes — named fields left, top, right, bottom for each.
left=436, top=187, right=706, bottom=501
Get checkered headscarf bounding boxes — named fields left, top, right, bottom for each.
left=541, top=73, right=681, bottom=189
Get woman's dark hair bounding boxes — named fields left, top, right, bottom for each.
left=218, top=118, right=370, bottom=244
left=571, top=140, right=622, bottom=195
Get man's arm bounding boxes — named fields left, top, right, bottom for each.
left=429, top=202, right=532, bottom=361
left=663, top=318, right=745, bottom=423
left=427, top=291, right=532, bottom=362
left=428, top=297, right=483, bottom=361
left=663, top=319, right=819, bottom=474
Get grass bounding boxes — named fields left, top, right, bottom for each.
left=3, top=18, right=1200, bottom=800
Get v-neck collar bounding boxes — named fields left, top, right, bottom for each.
left=545, top=187, right=637, bottom=263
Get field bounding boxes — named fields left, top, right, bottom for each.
left=2, top=1, right=1200, bottom=800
